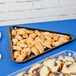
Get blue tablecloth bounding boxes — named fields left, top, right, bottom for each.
left=0, top=19, right=76, bottom=76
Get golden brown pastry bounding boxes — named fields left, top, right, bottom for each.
left=16, top=54, right=25, bottom=62
left=17, top=43, right=27, bottom=48
left=19, top=39, right=27, bottom=44
left=15, top=35, right=23, bottom=40
left=26, top=30, right=33, bottom=34
left=12, top=38, right=18, bottom=45
left=21, top=48, right=31, bottom=56
left=35, top=41, right=44, bottom=54
left=34, top=30, right=41, bottom=36
left=29, top=33, right=36, bottom=39
left=31, top=46, right=40, bottom=56
left=14, top=51, right=20, bottom=59
left=13, top=46, right=22, bottom=51
left=12, top=30, right=17, bottom=35
left=16, top=28, right=26, bottom=35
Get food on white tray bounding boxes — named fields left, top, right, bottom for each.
left=16, top=56, right=76, bottom=76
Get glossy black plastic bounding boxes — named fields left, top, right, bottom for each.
left=8, top=26, right=74, bottom=63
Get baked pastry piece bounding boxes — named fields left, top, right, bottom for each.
left=21, top=48, right=31, bottom=56
left=12, top=38, right=18, bottom=45
left=28, top=63, right=41, bottom=75
left=61, top=61, right=76, bottom=74
left=12, top=30, right=17, bottom=36
left=59, top=36, right=69, bottom=42
left=16, top=71, right=33, bottom=76
left=17, top=42, right=27, bottom=48
left=52, top=35, right=70, bottom=47
left=23, top=33, right=28, bottom=38
left=16, top=28, right=26, bottom=35
left=15, top=35, right=23, bottom=40
left=15, top=48, right=31, bottom=62
left=31, top=46, right=40, bottom=56
left=14, top=51, right=20, bottom=59
left=35, top=39, right=44, bottom=54
left=29, top=33, right=36, bottom=39
left=19, top=39, right=27, bottom=44
left=43, top=58, right=61, bottom=72
left=34, top=30, right=41, bottom=37
left=28, top=63, right=50, bottom=76
left=52, top=34, right=60, bottom=41
left=15, top=54, right=26, bottom=62
left=58, top=56, right=75, bottom=63
left=13, top=46, right=22, bottom=51
left=52, top=41, right=62, bottom=47
left=39, top=65, right=50, bottom=76
left=50, top=72, right=67, bottom=76
left=26, top=30, right=33, bottom=34
left=36, top=37, right=52, bottom=49
left=41, top=32, right=51, bottom=36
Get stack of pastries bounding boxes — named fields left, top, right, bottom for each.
left=16, top=56, right=76, bottom=76
left=11, top=28, right=70, bottom=62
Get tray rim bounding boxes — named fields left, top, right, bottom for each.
left=8, top=50, right=76, bottom=76
left=8, top=25, right=75, bottom=63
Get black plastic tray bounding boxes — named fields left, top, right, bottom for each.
left=8, top=26, right=74, bottom=63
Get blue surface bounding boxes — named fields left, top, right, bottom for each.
left=0, top=19, right=76, bottom=76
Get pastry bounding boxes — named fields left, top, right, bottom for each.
left=28, top=63, right=50, bottom=76
left=17, top=43, right=27, bottom=48
left=12, top=30, right=16, bottom=36
left=43, top=58, right=61, bottom=72
left=12, top=38, right=18, bottom=45
left=13, top=46, right=22, bottom=51
left=14, top=51, right=20, bottom=59
left=21, top=48, right=31, bottom=56
left=58, top=56, right=75, bottom=63
left=39, top=65, right=50, bottom=76
left=15, top=35, right=23, bottom=40
left=31, top=46, right=40, bottom=56
left=61, top=61, right=76, bottom=74
left=34, top=30, right=41, bottom=37
left=35, top=41, right=44, bottom=54
left=16, top=28, right=26, bottom=35
left=28, top=63, right=41, bottom=75
left=16, top=54, right=25, bottom=62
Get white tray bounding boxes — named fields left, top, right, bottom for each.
left=8, top=50, right=76, bottom=76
